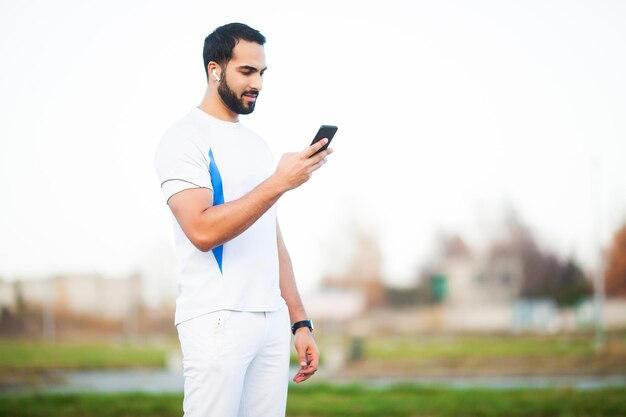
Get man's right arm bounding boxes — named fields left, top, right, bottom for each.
left=167, top=139, right=332, bottom=252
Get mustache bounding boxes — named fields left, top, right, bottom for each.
left=242, top=90, right=259, bottom=97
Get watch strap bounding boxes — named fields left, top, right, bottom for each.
left=291, top=319, right=313, bottom=335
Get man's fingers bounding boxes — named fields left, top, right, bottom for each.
left=293, top=366, right=316, bottom=383
left=309, top=155, right=329, bottom=172
left=299, top=364, right=316, bottom=375
left=300, top=349, right=319, bottom=374
left=298, top=352, right=307, bottom=368
left=293, top=373, right=310, bottom=383
left=307, top=148, right=333, bottom=172
left=301, top=138, right=328, bottom=158
left=300, top=358, right=318, bottom=375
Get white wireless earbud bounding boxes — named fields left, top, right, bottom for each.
left=212, top=69, right=221, bottom=82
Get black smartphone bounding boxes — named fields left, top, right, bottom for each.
left=309, top=125, right=338, bottom=157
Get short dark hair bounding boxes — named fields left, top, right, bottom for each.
left=203, top=23, right=266, bottom=78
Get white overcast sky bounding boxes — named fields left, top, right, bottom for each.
left=1, top=0, right=625, bottom=297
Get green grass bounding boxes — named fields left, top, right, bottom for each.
left=329, top=330, right=626, bottom=376
left=365, top=335, right=594, bottom=359
left=3, top=331, right=623, bottom=371
left=0, top=340, right=167, bottom=371
left=361, top=330, right=625, bottom=360
left=1, top=385, right=625, bottom=417
left=287, top=384, right=626, bottom=417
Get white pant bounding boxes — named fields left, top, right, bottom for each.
left=176, top=308, right=291, bottom=417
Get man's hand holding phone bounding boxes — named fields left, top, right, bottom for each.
left=271, top=125, right=337, bottom=193
left=272, top=138, right=333, bottom=193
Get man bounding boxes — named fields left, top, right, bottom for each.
left=154, top=23, right=333, bottom=417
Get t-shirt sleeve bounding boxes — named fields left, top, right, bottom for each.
left=154, top=128, right=213, bottom=204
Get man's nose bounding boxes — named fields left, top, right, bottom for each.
left=249, top=73, right=263, bottom=91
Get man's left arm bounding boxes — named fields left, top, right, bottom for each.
left=277, top=221, right=319, bottom=383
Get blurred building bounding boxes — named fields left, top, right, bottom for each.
left=320, top=231, right=386, bottom=308
left=304, top=288, right=368, bottom=325
left=0, top=273, right=179, bottom=339
left=1, top=274, right=142, bottom=320
left=422, top=234, right=523, bottom=306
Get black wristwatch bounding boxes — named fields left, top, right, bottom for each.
left=291, top=319, right=314, bottom=335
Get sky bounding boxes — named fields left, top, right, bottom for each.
left=1, top=0, right=625, bottom=301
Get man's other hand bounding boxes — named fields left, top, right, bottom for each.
left=293, top=328, right=319, bottom=383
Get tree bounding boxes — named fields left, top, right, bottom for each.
left=501, top=210, right=591, bottom=306
left=605, top=225, right=626, bottom=297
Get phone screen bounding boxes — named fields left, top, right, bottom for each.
left=309, top=125, right=338, bottom=157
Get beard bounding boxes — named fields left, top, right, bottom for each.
left=217, top=74, right=258, bottom=115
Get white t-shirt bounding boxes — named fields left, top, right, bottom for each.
left=155, top=107, right=286, bottom=325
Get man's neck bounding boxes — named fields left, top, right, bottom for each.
left=198, top=89, right=239, bottom=123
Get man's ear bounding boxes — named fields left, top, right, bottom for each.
left=208, top=62, right=221, bottom=82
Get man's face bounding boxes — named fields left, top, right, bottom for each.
left=217, top=41, right=267, bottom=115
